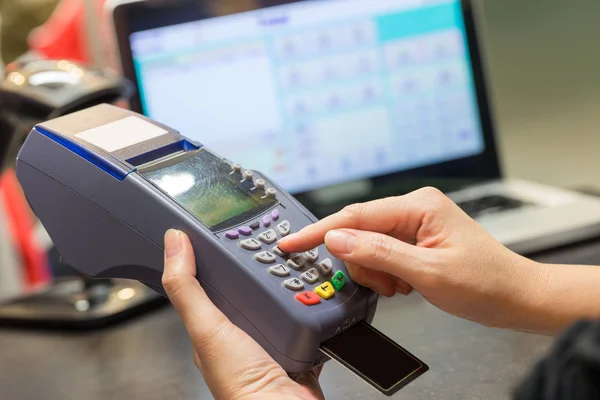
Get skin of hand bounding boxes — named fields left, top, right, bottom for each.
left=279, top=187, right=600, bottom=336
left=162, top=229, right=325, bottom=400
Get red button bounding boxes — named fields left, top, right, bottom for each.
left=295, top=291, right=321, bottom=306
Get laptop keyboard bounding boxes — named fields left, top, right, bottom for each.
left=456, top=195, right=529, bottom=219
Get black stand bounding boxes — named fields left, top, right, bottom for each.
left=0, top=248, right=169, bottom=331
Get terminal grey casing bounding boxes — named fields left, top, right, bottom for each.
left=16, top=104, right=378, bottom=373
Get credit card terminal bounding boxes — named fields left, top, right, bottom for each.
left=16, top=104, right=427, bottom=395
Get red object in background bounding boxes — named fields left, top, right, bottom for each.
left=0, top=169, right=51, bottom=289
left=28, top=0, right=107, bottom=65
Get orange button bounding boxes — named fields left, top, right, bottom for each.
left=295, top=291, right=321, bottom=306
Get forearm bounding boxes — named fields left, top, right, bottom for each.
left=509, top=261, right=600, bottom=336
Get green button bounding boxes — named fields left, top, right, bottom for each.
left=331, top=271, right=347, bottom=291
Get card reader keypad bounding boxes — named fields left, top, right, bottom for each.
left=254, top=251, right=276, bottom=264
left=262, top=215, right=271, bottom=227
left=249, top=221, right=260, bottom=230
left=301, top=268, right=319, bottom=284
left=240, top=238, right=262, bottom=251
left=331, top=270, right=347, bottom=291
left=226, top=230, right=240, bottom=239
left=258, top=229, right=277, bottom=244
left=317, top=258, right=333, bottom=275
left=271, top=209, right=280, bottom=221
left=315, top=282, right=335, bottom=299
left=224, top=207, right=350, bottom=306
left=276, top=221, right=291, bottom=236
left=269, top=264, right=291, bottom=277
left=287, top=255, right=306, bottom=270
left=305, top=249, right=319, bottom=262
left=283, top=277, right=305, bottom=291
left=272, top=245, right=288, bottom=257
left=295, top=291, right=321, bottom=306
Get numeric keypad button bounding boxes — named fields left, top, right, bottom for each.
left=283, top=277, right=305, bottom=291
left=254, top=251, right=276, bottom=264
left=240, top=238, right=261, bottom=251
left=272, top=246, right=289, bottom=258
left=301, top=268, right=319, bottom=284
left=317, top=258, right=333, bottom=275
left=268, top=264, right=291, bottom=277
left=287, top=255, right=306, bottom=270
left=258, top=229, right=277, bottom=244
left=276, top=220, right=291, bottom=236
left=304, top=248, right=319, bottom=262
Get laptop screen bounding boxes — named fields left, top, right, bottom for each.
left=129, top=0, right=484, bottom=194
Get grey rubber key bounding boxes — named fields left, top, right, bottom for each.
left=301, top=268, right=319, bottom=284
left=276, top=220, right=291, bottom=236
left=283, top=277, right=305, bottom=291
left=304, top=248, right=319, bottom=262
left=317, top=258, right=333, bottom=275
left=272, top=246, right=289, bottom=257
left=254, top=251, right=276, bottom=264
left=258, top=229, right=277, bottom=244
left=269, top=264, right=291, bottom=277
left=240, top=238, right=262, bottom=251
left=287, top=255, right=306, bottom=270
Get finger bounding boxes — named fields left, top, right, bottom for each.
left=347, top=262, right=413, bottom=296
left=292, top=365, right=325, bottom=400
left=346, top=263, right=397, bottom=297
left=395, top=276, right=414, bottom=295
left=162, top=229, right=233, bottom=354
left=324, top=229, right=429, bottom=285
left=193, top=348, right=204, bottom=372
left=279, top=187, right=447, bottom=253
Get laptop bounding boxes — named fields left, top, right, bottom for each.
left=108, top=0, right=600, bottom=255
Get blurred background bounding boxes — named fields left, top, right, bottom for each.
left=2, top=0, right=599, bottom=189
left=482, top=0, right=600, bottom=190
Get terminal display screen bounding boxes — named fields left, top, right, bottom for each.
left=141, top=149, right=276, bottom=230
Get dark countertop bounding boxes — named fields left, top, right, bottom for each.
left=1, top=239, right=600, bottom=400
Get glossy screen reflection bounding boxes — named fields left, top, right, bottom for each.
left=141, top=149, right=276, bottom=230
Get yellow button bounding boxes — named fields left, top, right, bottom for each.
left=314, top=282, right=335, bottom=300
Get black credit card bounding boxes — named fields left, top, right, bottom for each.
left=319, top=321, right=428, bottom=396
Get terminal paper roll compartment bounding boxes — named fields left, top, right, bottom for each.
left=15, top=104, right=378, bottom=373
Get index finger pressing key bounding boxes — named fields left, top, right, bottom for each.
left=279, top=195, right=424, bottom=253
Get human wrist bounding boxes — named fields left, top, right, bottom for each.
left=523, top=262, right=600, bottom=336
left=497, top=258, right=590, bottom=336
left=485, top=254, right=552, bottom=334
left=509, top=258, right=555, bottom=334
